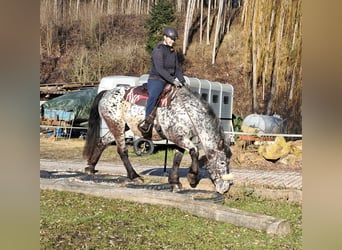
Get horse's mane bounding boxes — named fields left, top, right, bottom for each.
left=178, top=88, right=231, bottom=158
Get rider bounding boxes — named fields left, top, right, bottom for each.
left=138, top=26, right=186, bottom=139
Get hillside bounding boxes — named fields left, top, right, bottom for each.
left=40, top=14, right=251, bottom=116
left=40, top=1, right=302, bottom=134
left=40, top=15, right=244, bottom=84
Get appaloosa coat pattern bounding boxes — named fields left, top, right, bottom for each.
left=83, top=86, right=233, bottom=194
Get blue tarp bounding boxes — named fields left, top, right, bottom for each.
left=41, top=88, right=97, bottom=126
left=42, top=110, right=75, bottom=121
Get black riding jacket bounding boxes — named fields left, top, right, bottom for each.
left=148, top=43, right=185, bottom=84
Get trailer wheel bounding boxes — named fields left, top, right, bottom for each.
left=133, top=138, right=154, bottom=156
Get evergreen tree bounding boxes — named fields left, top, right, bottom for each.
left=145, top=0, right=175, bottom=54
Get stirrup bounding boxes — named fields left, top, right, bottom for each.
left=138, top=120, right=153, bottom=140
left=137, top=120, right=151, bottom=133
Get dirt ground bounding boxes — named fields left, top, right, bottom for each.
left=40, top=136, right=302, bottom=203
left=40, top=136, right=302, bottom=173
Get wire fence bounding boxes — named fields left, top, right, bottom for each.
left=40, top=124, right=302, bottom=144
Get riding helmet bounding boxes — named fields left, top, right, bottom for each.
left=163, top=27, right=178, bottom=41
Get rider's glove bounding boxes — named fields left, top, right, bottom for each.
left=172, top=79, right=183, bottom=88
left=183, top=81, right=190, bottom=88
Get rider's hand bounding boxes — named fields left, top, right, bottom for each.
left=183, top=81, right=190, bottom=88
left=172, top=79, right=183, bottom=88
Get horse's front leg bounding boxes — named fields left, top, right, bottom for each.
left=187, top=148, right=200, bottom=188
left=117, top=146, right=143, bottom=182
left=168, top=148, right=185, bottom=192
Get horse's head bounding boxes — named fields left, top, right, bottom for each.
left=205, top=139, right=234, bottom=194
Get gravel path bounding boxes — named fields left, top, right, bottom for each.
left=40, top=159, right=302, bottom=190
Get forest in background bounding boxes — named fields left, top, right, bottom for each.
left=40, top=0, right=302, bottom=134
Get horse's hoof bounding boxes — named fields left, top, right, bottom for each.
left=171, top=183, right=182, bottom=192
left=189, top=183, right=198, bottom=188
left=187, top=173, right=199, bottom=188
left=131, top=176, right=144, bottom=184
left=84, top=167, right=98, bottom=175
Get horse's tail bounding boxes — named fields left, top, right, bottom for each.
left=83, top=90, right=107, bottom=159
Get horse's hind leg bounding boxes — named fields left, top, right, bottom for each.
left=187, top=148, right=200, bottom=188
left=85, top=141, right=106, bottom=174
left=168, top=148, right=185, bottom=192
left=113, top=129, right=143, bottom=182
left=85, top=132, right=113, bottom=174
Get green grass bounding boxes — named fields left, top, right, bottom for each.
left=40, top=190, right=302, bottom=249
left=40, top=138, right=302, bottom=249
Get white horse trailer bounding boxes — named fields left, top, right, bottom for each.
left=98, top=74, right=234, bottom=145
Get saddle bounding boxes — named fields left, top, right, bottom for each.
left=123, top=83, right=177, bottom=107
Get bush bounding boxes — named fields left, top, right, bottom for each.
left=145, top=0, right=176, bottom=54
left=68, top=39, right=150, bottom=82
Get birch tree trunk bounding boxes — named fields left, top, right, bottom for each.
left=266, top=1, right=286, bottom=115
left=76, top=0, right=80, bottom=19
left=54, top=0, right=58, bottom=23
left=183, top=0, right=196, bottom=54
left=289, top=0, right=302, bottom=100
left=211, top=0, right=224, bottom=64
left=251, top=0, right=258, bottom=112
left=177, top=0, right=182, bottom=12
left=200, top=0, right=203, bottom=44
left=206, top=0, right=211, bottom=45
left=261, top=0, right=276, bottom=101
left=241, top=0, right=248, bottom=27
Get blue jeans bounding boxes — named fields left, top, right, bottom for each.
left=145, top=79, right=166, bottom=119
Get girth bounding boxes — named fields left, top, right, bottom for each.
left=123, top=83, right=177, bottom=107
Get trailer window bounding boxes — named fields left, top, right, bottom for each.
left=223, top=96, right=229, bottom=104
left=117, top=84, right=130, bottom=87
left=213, top=95, right=219, bottom=103
left=201, top=93, right=208, bottom=101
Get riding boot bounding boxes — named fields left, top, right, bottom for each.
left=137, top=118, right=153, bottom=140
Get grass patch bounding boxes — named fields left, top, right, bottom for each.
left=41, top=190, right=302, bottom=249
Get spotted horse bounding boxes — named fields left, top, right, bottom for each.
left=83, top=84, right=234, bottom=194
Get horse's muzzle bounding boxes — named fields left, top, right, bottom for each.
left=222, top=173, right=234, bottom=181
left=214, top=178, right=233, bottom=194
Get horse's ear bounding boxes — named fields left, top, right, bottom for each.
left=218, top=139, right=224, bottom=150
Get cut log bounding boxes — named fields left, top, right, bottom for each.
left=40, top=178, right=290, bottom=235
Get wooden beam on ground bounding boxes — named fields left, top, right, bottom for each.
left=40, top=178, right=290, bottom=235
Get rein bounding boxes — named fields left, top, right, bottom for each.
left=178, top=89, right=231, bottom=181
left=178, top=89, right=211, bottom=161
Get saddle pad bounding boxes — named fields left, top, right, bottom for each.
left=124, top=84, right=176, bottom=107
left=124, top=85, right=149, bottom=106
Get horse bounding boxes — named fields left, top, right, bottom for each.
left=83, top=84, right=234, bottom=194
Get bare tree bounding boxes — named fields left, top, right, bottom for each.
left=251, top=0, right=258, bottom=112
left=266, top=1, right=286, bottom=115
left=206, top=0, right=211, bottom=45
left=199, top=0, right=203, bottom=44
left=211, top=0, right=224, bottom=64
left=242, top=0, right=302, bottom=128
left=183, top=0, right=196, bottom=54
